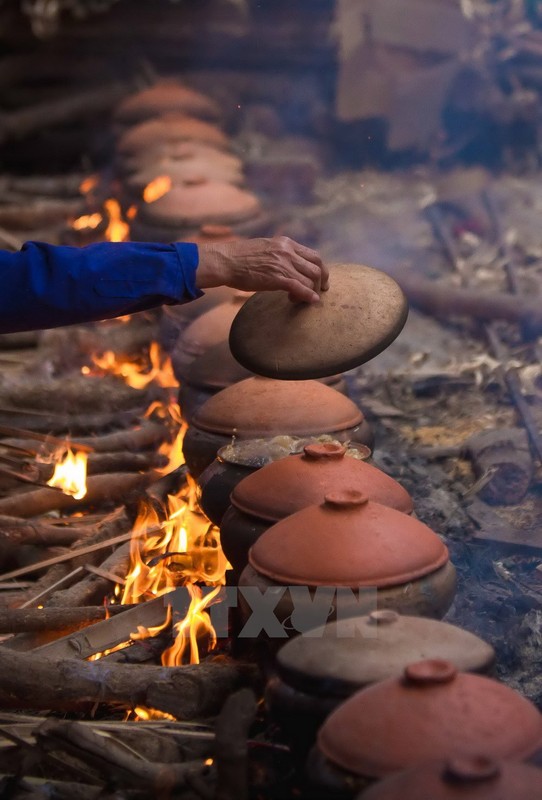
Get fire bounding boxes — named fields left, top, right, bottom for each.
left=104, top=198, right=130, bottom=242
left=143, top=175, right=172, bottom=203
left=71, top=212, right=103, bottom=231
left=46, top=448, right=88, bottom=500
left=79, top=175, right=98, bottom=195
left=161, top=584, right=221, bottom=666
left=87, top=342, right=178, bottom=390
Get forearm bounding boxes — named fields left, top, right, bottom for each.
left=0, top=241, right=200, bottom=334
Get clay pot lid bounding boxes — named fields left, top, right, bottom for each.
left=317, top=660, right=542, bottom=779
left=178, top=340, right=254, bottom=389
left=128, top=156, right=245, bottom=192
left=229, top=263, right=408, bottom=380
left=178, top=294, right=251, bottom=358
left=140, top=181, right=261, bottom=227
left=193, top=377, right=364, bottom=438
left=249, top=492, right=447, bottom=587
left=231, top=443, right=412, bottom=522
left=275, top=612, right=495, bottom=697
left=122, top=141, right=242, bottom=174
left=118, top=114, right=229, bottom=154
left=115, top=81, right=221, bottom=124
left=359, top=757, right=542, bottom=800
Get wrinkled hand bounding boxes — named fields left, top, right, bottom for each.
left=195, top=236, right=329, bottom=303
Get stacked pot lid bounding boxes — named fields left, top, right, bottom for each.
left=219, top=443, right=413, bottom=571
left=114, top=80, right=268, bottom=241
left=358, top=758, right=542, bottom=800
left=315, top=660, right=542, bottom=782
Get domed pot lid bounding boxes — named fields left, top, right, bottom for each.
left=118, top=114, right=229, bottom=154
left=178, top=294, right=251, bottom=357
left=359, top=757, right=542, bottom=800
left=140, top=181, right=261, bottom=227
left=249, top=491, right=448, bottom=587
left=179, top=340, right=253, bottom=389
left=231, top=442, right=412, bottom=521
left=217, top=436, right=368, bottom=470
left=193, top=377, right=363, bottom=438
left=115, top=81, right=221, bottom=124
left=229, top=263, right=408, bottom=380
left=276, top=611, right=495, bottom=697
left=317, top=660, right=542, bottom=778
left=121, top=141, right=242, bottom=175
left=129, top=157, right=245, bottom=192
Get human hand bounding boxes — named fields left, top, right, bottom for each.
left=195, top=236, right=329, bottom=303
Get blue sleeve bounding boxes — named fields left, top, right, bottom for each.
left=0, top=240, right=202, bottom=333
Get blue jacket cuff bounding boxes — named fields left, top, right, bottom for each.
left=173, top=242, right=203, bottom=301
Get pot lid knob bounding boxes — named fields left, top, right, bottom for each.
left=304, top=443, right=346, bottom=460
left=324, top=490, right=369, bottom=509
left=404, top=659, right=457, bottom=685
left=368, top=609, right=399, bottom=626
left=444, top=756, right=501, bottom=784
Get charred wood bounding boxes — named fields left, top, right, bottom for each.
left=0, top=471, right=159, bottom=518
left=0, top=648, right=259, bottom=719
left=215, top=689, right=257, bottom=800
left=0, top=604, right=135, bottom=634
left=0, top=83, right=131, bottom=144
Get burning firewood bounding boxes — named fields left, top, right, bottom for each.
left=0, top=647, right=259, bottom=719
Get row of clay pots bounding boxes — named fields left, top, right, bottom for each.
left=114, top=79, right=271, bottom=242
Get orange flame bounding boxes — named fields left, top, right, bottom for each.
left=104, top=198, right=130, bottom=242
left=80, top=176, right=98, bottom=195
left=143, top=175, right=172, bottom=203
left=46, top=448, right=88, bottom=500
left=71, top=212, right=103, bottom=231
left=87, top=342, right=178, bottom=390
left=162, top=584, right=221, bottom=666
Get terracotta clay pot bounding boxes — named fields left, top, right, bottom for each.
left=172, top=293, right=252, bottom=380
left=266, top=611, right=495, bottom=758
left=115, top=81, right=221, bottom=125
left=182, top=378, right=374, bottom=477
left=159, top=286, right=239, bottom=351
left=120, top=140, right=240, bottom=176
left=138, top=181, right=262, bottom=229
left=220, top=443, right=411, bottom=572
left=238, top=491, right=456, bottom=629
left=310, top=659, right=542, bottom=795
left=178, top=342, right=348, bottom=425
left=358, top=757, right=542, bottom=800
left=126, top=154, right=245, bottom=196
left=199, top=438, right=369, bottom=530
left=117, top=114, right=230, bottom=156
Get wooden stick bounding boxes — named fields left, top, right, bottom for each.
left=0, top=649, right=259, bottom=719
left=36, top=719, right=209, bottom=790
left=0, top=470, right=159, bottom=520
left=0, top=424, right=94, bottom=452
left=215, top=689, right=257, bottom=800
left=0, top=82, right=132, bottom=144
left=19, top=567, right=85, bottom=609
left=0, top=604, right=136, bottom=634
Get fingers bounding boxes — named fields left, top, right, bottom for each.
left=292, top=253, right=323, bottom=293
left=280, top=277, right=320, bottom=304
left=291, top=240, right=329, bottom=291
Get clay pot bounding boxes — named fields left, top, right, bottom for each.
left=178, top=342, right=348, bottom=425
left=138, top=181, right=262, bottom=228
left=238, top=491, right=456, bottom=628
left=221, top=443, right=411, bottom=572
left=120, top=140, right=240, bottom=176
left=127, top=154, right=245, bottom=196
left=115, top=81, right=221, bottom=125
left=182, top=378, right=374, bottom=477
left=265, top=611, right=495, bottom=757
left=358, top=757, right=542, bottom=800
left=158, top=286, right=238, bottom=351
left=117, top=114, right=230, bottom=156
left=310, top=660, right=542, bottom=794
left=199, top=438, right=369, bottom=529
